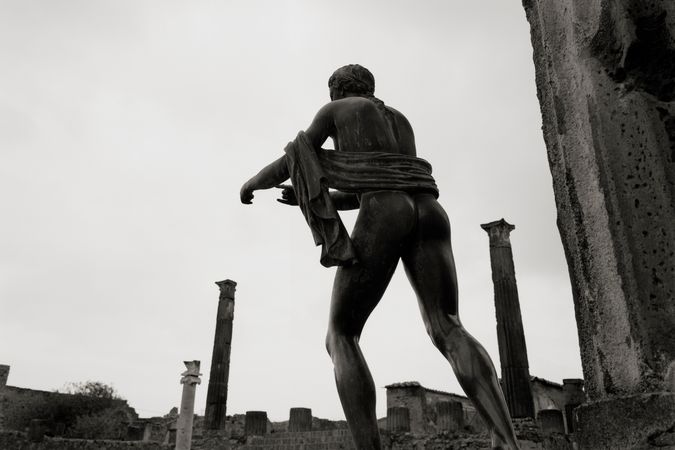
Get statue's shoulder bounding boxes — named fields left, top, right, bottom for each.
left=328, top=97, right=378, bottom=117
left=385, top=105, right=413, bottom=127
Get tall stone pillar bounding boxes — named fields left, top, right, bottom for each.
left=205, top=279, right=237, bottom=430
left=481, top=219, right=535, bottom=419
left=522, top=1, right=675, bottom=448
left=176, top=360, right=201, bottom=450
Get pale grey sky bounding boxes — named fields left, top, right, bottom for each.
left=0, top=0, right=581, bottom=421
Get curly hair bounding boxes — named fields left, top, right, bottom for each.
left=328, top=64, right=391, bottom=118
left=328, top=64, right=375, bottom=95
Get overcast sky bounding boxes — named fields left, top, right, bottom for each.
left=0, top=0, right=582, bottom=421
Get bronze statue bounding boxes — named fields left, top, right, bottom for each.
left=240, top=64, right=520, bottom=450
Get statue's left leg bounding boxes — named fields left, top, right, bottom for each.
left=401, top=195, right=519, bottom=450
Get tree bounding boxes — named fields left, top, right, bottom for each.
left=59, top=381, right=120, bottom=400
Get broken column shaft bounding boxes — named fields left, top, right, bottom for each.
left=176, top=361, right=201, bottom=450
left=481, top=219, right=535, bottom=419
left=205, top=279, right=237, bottom=430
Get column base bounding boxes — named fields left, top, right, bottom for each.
left=575, top=392, right=675, bottom=449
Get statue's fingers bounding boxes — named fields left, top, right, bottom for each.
left=275, top=184, right=293, bottom=190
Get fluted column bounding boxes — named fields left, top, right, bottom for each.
left=481, top=219, right=535, bottom=419
left=205, top=279, right=237, bottom=430
left=387, top=407, right=410, bottom=432
left=176, top=360, right=201, bottom=450
left=522, top=2, right=675, bottom=447
left=288, top=407, right=312, bottom=432
left=245, top=411, right=268, bottom=436
left=436, top=401, right=463, bottom=432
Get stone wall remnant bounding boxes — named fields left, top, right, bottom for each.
left=204, top=280, right=237, bottom=431
left=537, top=409, right=565, bottom=435
left=522, top=0, right=675, bottom=447
left=481, top=219, right=535, bottom=419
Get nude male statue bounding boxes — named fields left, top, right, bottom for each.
left=240, top=64, right=520, bottom=450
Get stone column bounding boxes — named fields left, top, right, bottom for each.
left=0, top=365, right=9, bottom=387
left=288, top=407, right=312, bottom=432
left=387, top=407, right=410, bottom=432
left=205, top=279, right=237, bottom=430
left=436, top=401, right=463, bottom=432
left=175, top=360, right=201, bottom=450
left=244, top=411, right=267, bottom=436
left=522, top=1, right=675, bottom=447
left=481, top=219, right=535, bottom=419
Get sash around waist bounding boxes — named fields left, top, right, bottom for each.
left=316, top=149, right=439, bottom=197
left=284, top=131, right=439, bottom=267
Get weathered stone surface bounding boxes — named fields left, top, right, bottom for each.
left=523, top=0, right=675, bottom=399
left=523, top=0, right=675, bottom=446
left=1, top=430, right=171, bottom=449
left=386, top=383, right=427, bottom=434
left=574, top=392, right=675, bottom=449
left=205, top=279, right=237, bottom=431
left=481, top=219, right=535, bottom=419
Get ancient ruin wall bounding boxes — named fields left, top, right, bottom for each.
left=0, top=431, right=170, bottom=450
left=523, top=0, right=675, bottom=400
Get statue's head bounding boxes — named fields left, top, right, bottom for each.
left=328, top=64, right=375, bottom=100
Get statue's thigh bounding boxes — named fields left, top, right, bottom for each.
left=401, top=198, right=459, bottom=323
left=328, top=192, right=414, bottom=335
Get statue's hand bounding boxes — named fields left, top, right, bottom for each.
left=240, top=181, right=255, bottom=204
left=275, top=184, right=298, bottom=206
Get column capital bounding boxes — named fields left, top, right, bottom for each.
left=481, top=218, right=515, bottom=247
left=215, top=279, right=237, bottom=300
left=180, top=360, right=202, bottom=386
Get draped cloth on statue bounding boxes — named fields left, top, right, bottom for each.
left=284, top=131, right=439, bottom=268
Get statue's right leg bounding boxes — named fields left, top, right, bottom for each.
left=326, top=191, right=416, bottom=450
left=401, top=195, right=520, bottom=450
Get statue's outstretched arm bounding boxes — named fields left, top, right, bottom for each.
left=240, top=155, right=289, bottom=204
left=241, top=102, right=334, bottom=205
